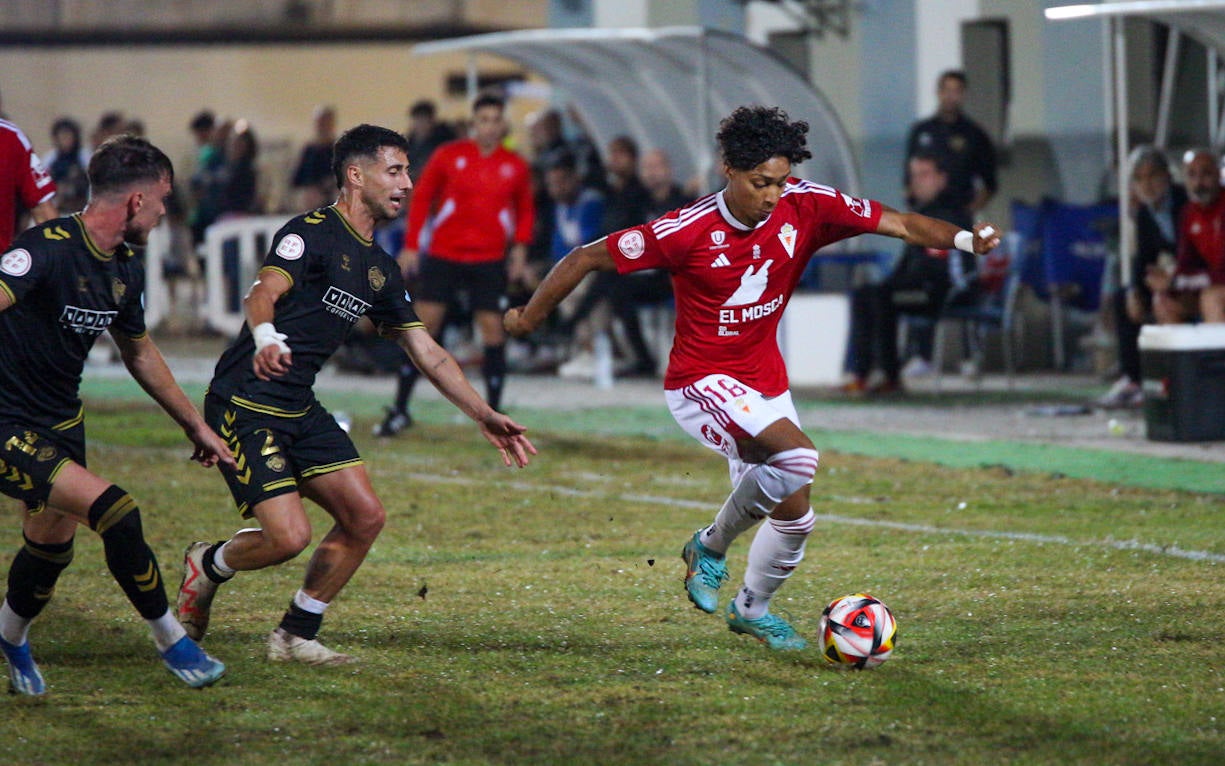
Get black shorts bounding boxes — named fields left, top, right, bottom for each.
left=416, top=256, right=509, bottom=313
left=204, top=394, right=363, bottom=519
left=0, top=420, right=84, bottom=512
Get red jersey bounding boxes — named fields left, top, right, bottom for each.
left=1175, top=189, right=1225, bottom=287
left=404, top=138, right=534, bottom=264
left=607, top=179, right=882, bottom=395
left=0, top=119, right=57, bottom=249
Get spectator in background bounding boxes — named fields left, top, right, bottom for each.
left=905, top=70, right=997, bottom=218
left=0, top=112, right=57, bottom=250
left=187, top=109, right=224, bottom=245
left=290, top=105, right=338, bottom=212
left=1149, top=148, right=1225, bottom=325
left=89, top=111, right=127, bottom=154
left=405, top=100, right=455, bottom=183
left=1099, top=146, right=1188, bottom=409
left=641, top=148, right=691, bottom=219
left=217, top=120, right=262, bottom=219
left=376, top=92, right=534, bottom=437
left=844, top=152, right=975, bottom=395
left=42, top=117, right=90, bottom=215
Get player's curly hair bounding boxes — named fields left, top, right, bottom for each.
left=716, top=106, right=812, bottom=171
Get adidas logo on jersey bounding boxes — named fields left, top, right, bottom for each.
left=710, top=253, right=731, bottom=268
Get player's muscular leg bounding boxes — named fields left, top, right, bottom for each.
left=296, top=466, right=386, bottom=603
left=737, top=418, right=819, bottom=522
left=223, top=494, right=313, bottom=570
left=413, top=300, right=448, bottom=337
left=43, top=462, right=118, bottom=529
left=475, top=310, right=506, bottom=346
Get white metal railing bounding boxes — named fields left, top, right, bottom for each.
left=201, top=215, right=288, bottom=336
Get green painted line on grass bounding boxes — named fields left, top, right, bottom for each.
left=81, top=375, right=1223, bottom=495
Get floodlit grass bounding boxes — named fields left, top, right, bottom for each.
left=1, top=400, right=1222, bottom=765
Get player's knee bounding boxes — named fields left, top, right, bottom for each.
left=761, top=447, right=820, bottom=499
left=264, top=524, right=312, bottom=564
left=343, top=500, right=386, bottom=546
left=87, top=485, right=144, bottom=544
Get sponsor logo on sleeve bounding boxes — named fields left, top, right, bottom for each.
left=0, top=249, right=32, bottom=277
left=840, top=193, right=871, bottom=218
left=275, top=233, right=305, bottom=261
left=617, top=230, right=645, bottom=260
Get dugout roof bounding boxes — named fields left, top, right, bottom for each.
left=413, top=26, right=860, bottom=196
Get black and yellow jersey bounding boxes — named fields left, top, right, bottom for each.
left=209, top=206, right=422, bottom=414
left=0, top=215, right=146, bottom=430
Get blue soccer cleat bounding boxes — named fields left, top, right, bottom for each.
left=0, top=635, right=46, bottom=696
left=681, top=531, right=728, bottom=613
left=726, top=601, right=808, bottom=651
left=160, top=635, right=226, bottom=688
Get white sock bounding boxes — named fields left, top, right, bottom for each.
left=0, top=599, right=32, bottom=646
left=212, top=540, right=236, bottom=577
left=147, top=609, right=188, bottom=652
left=734, top=509, right=816, bottom=619
left=293, top=589, right=329, bottom=615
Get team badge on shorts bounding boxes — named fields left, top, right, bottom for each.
left=36, top=446, right=57, bottom=462
left=266, top=455, right=287, bottom=473
left=368, top=266, right=386, bottom=291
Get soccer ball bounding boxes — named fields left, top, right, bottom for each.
left=817, top=593, right=897, bottom=669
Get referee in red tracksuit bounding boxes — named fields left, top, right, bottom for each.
left=376, top=93, right=534, bottom=436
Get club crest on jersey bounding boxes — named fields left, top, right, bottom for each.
left=276, top=233, right=305, bottom=260
left=777, top=224, right=797, bottom=259
left=752, top=244, right=762, bottom=260
left=368, top=266, right=386, bottom=291
left=1, top=249, right=31, bottom=277
left=711, top=230, right=727, bottom=247
left=617, top=231, right=645, bottom=260
left=340, top=254, right=351, bottom=271
left=112, top=278, right=126, bottom=303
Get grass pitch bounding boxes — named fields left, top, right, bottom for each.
left=0, top=398, right=1222, bottom=765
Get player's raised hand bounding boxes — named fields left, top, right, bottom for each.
left=503, top=306, right=534, bottom=338
left=477, top=412, right=537, bottom=468
left=184, top=420, right=237, bottom=469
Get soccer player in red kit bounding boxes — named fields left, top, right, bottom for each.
left=1, top=117, right=58, bottom=249
left=505, top=106, right=999, bottom=650
left=376, top=93, right=535, bottom=436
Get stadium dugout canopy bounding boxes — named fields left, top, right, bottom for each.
left=413, top=26, right=860, bottom=198
left=1047, top=0, right=1225, bottom=285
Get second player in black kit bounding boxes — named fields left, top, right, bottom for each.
left=179, top=124, right=535, bottom=666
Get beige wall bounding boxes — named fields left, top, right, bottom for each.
left=0, top=43, right=538, bottom=209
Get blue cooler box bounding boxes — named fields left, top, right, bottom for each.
left=1139, top=324, right=1225, bottom=442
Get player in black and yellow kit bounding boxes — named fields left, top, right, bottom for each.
left=0, top=135, right=233, bottom=695
left=177, top=124, right=536, bottom=665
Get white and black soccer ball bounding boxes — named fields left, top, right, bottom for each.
left=817, top=593, right=897, bottom=669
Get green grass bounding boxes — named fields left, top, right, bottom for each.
left=1, top=399, right=1222, bottom=765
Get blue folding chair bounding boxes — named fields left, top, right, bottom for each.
left=1040, top=199, right=1118, bottom=369
left=932, top=232, right=1030, bottom=390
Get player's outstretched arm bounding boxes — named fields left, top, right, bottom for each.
left=111, top=332, right=236, bottom=470
left=876, top=208, right=1001, bottom=255
left=397, top=327, right=537, bottom=468
left=503, top=238, right=615, bottom=337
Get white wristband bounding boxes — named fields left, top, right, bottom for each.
left=954, top=230, right=976, bottom=253
left=252, top=322, right=290, bottom=354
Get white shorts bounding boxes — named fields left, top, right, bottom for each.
left=665, top=373, right=802, bottom=486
